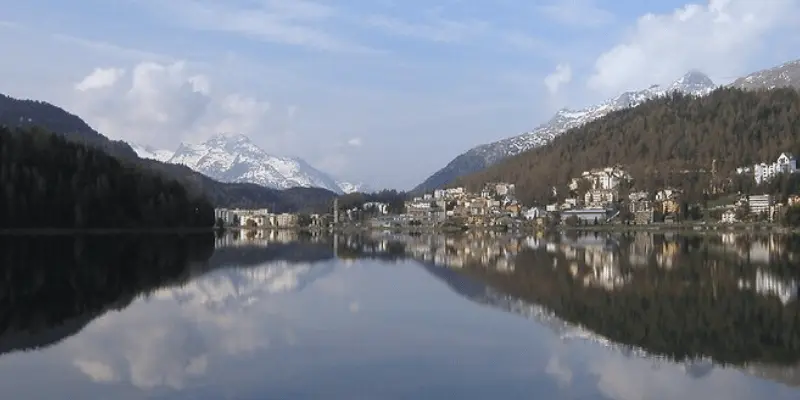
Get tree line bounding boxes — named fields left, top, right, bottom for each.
left=0, top=126, right=215, bottom=229
left=456, top=88, right=800, bottom=205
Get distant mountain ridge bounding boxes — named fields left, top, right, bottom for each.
left=413, top=70, right=718, bottom=193
left=132, top=135, right=370, bottom=195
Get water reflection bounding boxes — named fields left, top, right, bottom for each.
left=0, top=231, right=798, bottom=398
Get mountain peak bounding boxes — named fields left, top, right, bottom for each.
left=207, top=132, right=250, bottom=145
left=673, top=70, right=714, bottom=87
left=130, top=143, right=174, bottom=162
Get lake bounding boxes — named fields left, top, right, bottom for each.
left=1, top=230, right=800, bottom=399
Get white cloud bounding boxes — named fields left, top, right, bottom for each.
left=73, top=359, right=118, bottom=382
left=135, top=0, right=372, bottom=53
left=365, top=15, right=488, bottom=43
left=0, top=20, right=21, bottom=29
left=587, top=0, right=800, bottom=96
left=544, top=63, right=572, bottom=94
left=539, top=0, right=614, bottom=27
left=347, top=137, right=362, bottom=147
left=71, top=61, right=274, bottom=149
left=74, top=67, right=125, bottom=91
left=544, top=354, right=573, bottom=386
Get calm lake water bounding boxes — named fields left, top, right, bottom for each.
left=1, top=230, right=800, bottom=399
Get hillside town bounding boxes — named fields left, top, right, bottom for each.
left=213, top=152, right=800, bottom=231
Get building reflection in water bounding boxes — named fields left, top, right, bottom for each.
left=356, top=229, right=800, bottom=388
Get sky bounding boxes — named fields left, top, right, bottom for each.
left=0, top=0, right=799, bottom=190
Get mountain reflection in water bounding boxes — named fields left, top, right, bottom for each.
left=0, top=229, right=798, bottom=399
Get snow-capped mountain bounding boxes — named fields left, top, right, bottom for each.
left=130, top=143, right=174, bottom=162
left=413, top=70, right=717, bottom=193
left=132, top=133, right=357, bottom=193
left=336, top=181, right=373, bottom=194
left=729, top=58, right=800, bottom=91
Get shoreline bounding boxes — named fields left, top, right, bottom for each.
left=3, top=221, right=798, bottom=236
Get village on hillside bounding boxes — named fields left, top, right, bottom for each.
left=213, top=152, right=800, bottom=231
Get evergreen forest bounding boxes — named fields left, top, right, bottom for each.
left=0, top=126, right=215, bottom=229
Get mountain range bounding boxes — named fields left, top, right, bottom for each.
left=414, top=59, right=800, bottom=193
left=0, top=94, right=339, bottom=212
left=130, top=135, right=369, bottom=195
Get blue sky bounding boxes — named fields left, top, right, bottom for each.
left=1, top=0, right=799, bottom=189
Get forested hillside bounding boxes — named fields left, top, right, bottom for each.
left=0, top=94, right=137, bottom=159
left=0, top=126, right=214, bottom=229
left=457, top=88, right=800, bottom=205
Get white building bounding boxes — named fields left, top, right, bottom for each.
left=569, top=167, right=632, bottom=191
left=214, top=208, right=237, bottom=225
left=433, top=187, right=465, bottom=200
left=524, top=207, right=542, bottom=220
left=740, top=152, right=797, bottom=184
left=655, top=188, right=681, bottom=201
left=721, top=209, right=737, bottom=223
left=584, top=189, right=618, bottom=207
left=274, top=213, right=298, bottom=227
left=363, top=202, right=389, bottom=215
left=214, top=208, right=271, bottom=227
left=748, top=194, right=773, bottom=215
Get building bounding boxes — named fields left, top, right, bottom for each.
left=275, top=213, right=298, bottom=228
left=569, top=167, right=632, bottom=191
left=585, top=189, right=617, bottom=207
left=524, top=207, right=543, bottom=220
left=240, top=214, right=267, bottom=227
left=655, top=189, right=680, bottom=202
left=492, top=182, right=516, bottom=196
left=655, top=189, right=681, bottom=214
left=748, top=194, right=773, bottom=215
left=215, top=208, right=271, bottom=227
left=628, top=191, right=649, bottom=202
left=740, top=152, right=798, bottom=184
left=562, top=208, right=610, bottom=224
left=363, top=202, right=389, bottom=215
left=211, top=208, right=270, bottom=227
left=214, top=208, right=236, bottom=225
left=721, top=209, right=737, bottom=223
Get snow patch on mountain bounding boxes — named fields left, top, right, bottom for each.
left=336, top=181, right=373, bottom=194
left=130, top=143, right=174, bottom=162
left=729, top=58, right=800, bottom=91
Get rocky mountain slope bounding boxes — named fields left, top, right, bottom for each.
left=336, top=181, right=373, bottom=194
left=729, top=59, right=800, bottom=91
left=133, top=135, right=369, bottom=195
left=414, top=71, right=718, bottom=193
